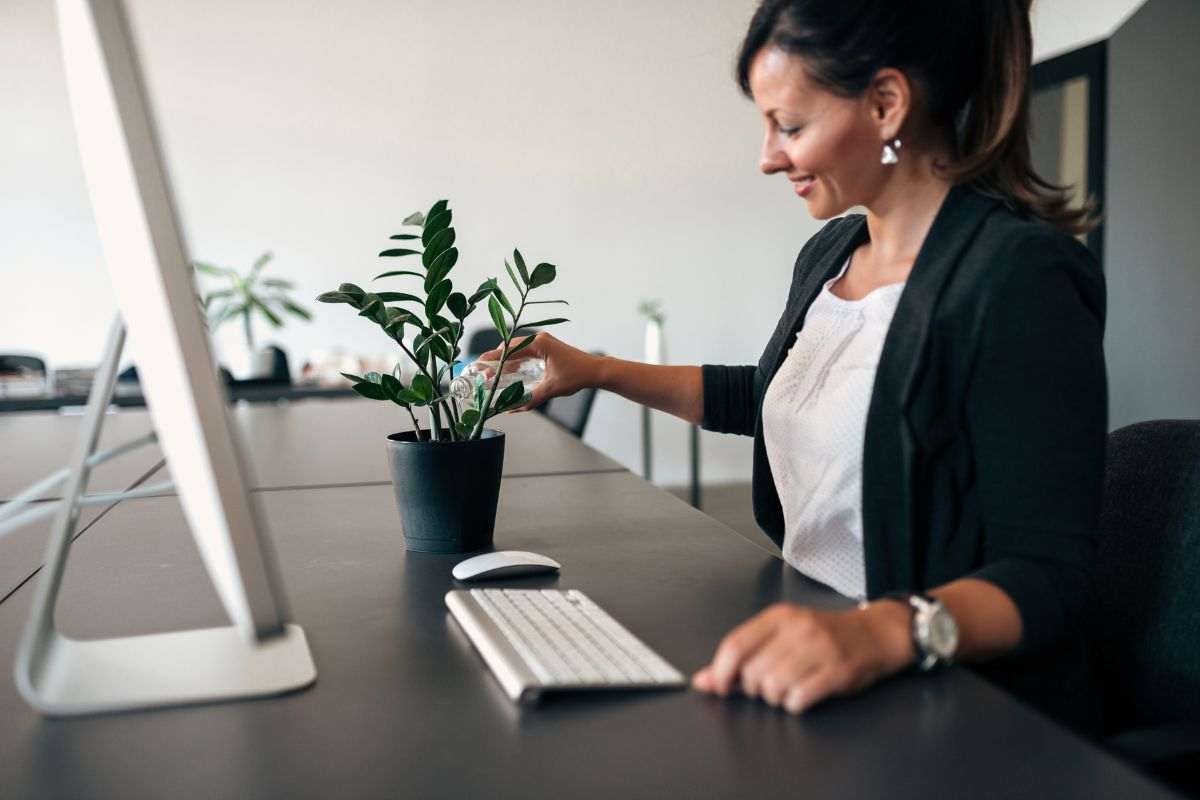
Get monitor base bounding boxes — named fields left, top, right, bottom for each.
left=17, top=624, right=317, bottom=716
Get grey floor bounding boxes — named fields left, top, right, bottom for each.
left=665, top=482, right=781, bottom=559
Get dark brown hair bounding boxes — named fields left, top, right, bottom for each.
left=735, top=0, right=1098, bottom=235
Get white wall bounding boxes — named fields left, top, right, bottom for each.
left=0, top=0, right=1138, bottom=486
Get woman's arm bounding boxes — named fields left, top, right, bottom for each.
left=594, top=357, right=703, bottom=425
left=694, top=232, right=1106, bottom=713
left=691, top=577, right=1021, bottom=714
left=477, top=333, right=706, bottom=425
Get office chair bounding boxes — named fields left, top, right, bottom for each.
left=1088, top=419, right=1200, bottom=798
left=536, top=351, right=603, bottom=439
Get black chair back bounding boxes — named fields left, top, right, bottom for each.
left=0, top=354, right=47, bottom=375
left=1090, top=419, right=1200, bottom=736
left=537, top=351, right=604, bottom=439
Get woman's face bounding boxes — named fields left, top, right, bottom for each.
left=748, top=47, right=887, bottom=219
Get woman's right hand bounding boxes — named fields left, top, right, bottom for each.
left=475, top=332, right=603, bottom=412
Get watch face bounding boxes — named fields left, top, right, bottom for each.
left=928, top=607, right=959, bottom=658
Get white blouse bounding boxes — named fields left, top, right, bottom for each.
left=761, top=257, right=906, bottom=599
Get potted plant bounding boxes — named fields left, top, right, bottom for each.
left=195, top=251, right=312, bottom=378
left=316, top=199, right=568, bottom=553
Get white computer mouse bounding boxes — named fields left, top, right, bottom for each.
left=451, top=551, right=561, bottom=582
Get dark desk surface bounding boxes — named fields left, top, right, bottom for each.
left=0, top=399, right=624, bottom=610
left=0, top=409, right=162, bottom=501
left=163, top=398, right=626, bottom=493
left=0, top=471, right=1175, bottom=799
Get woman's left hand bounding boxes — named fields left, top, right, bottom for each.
left=691, top=601, right=915, bottom=714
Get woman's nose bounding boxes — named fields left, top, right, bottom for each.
left=759, top=137, right=790, bottom=175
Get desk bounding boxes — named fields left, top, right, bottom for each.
left=0, top=464, right=1176, bottom=797
left=0, top=399, right=625, bottom=600
left=0, top=410, right=162, bottom=501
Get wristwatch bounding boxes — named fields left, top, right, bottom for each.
left=884, top=593, right=959, bottom=671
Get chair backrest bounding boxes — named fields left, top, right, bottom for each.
left=1089, top=419, right=1200, bottom=734
left=537, top=351, right=604, bottom=439
left=0, top=354, right=47, bottom=375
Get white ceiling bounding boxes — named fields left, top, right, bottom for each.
left=1032, top=0, right=1149, bottom=62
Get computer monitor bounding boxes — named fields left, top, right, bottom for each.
left=14, top=0, right=316, bottom=716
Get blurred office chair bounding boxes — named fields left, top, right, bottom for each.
left=537, top=351, right=604, bottom=439
left=0, top=354, right=47, bottom=375
left=1089, top=419, right=1200, bottom=798
left=0, top=353, right=51, bottom=396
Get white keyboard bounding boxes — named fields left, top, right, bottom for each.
left=445, top=588, right=686, bottom=703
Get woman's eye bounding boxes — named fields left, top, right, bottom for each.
left=779, top=126, right=802, bottom=137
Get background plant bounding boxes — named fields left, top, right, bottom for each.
left=316, top=199, right=568, bottom=442
left=195, top=251, right=312, bottom=352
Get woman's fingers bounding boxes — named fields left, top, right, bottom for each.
left=783, top=667, right=848, bottom=715
left=704, top=605, right=789, bottom=696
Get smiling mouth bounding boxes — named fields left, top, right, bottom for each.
left=791, top=175, right=816, bottom=190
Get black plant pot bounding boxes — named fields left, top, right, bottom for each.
left=385, top=428, right=505, bottom=554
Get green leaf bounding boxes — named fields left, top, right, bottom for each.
left=426, top=199, right=449, bottom=219
left=193, top=261, right=237, bottom=278
left=251, top=297, right=284, bottom=327
left=316, top=291, right=354, bottom=304
left=281, top=300, right=312, bottom=321
left=422, top=210, right=452, bottom=245
left=365, top=371, right=383, bottom=383
left=507, top=335, right=538, bottom=358
left=261, top=278, right=294, bottom=290
left=460, top=408, right=481, bottom=428
left=487, top=295, right=509, bottom=338
left=352, top=382, right=388, bottom=401
left=529, top=262, right=556, bottom=289
left=446, top=292, right=468, bottom=320
left=374, top=270, right=424, bottom=281
left=389, top=233, right=420, bottom=240
left=402, top=211, right=425, bottom=226
left=411, top=374, right=435, bottom=402
left=339, top=282, right=366, bottom=297
left=525, top=299, right=569, bottom=306
left=379, top=248, right=421, bottom=258
left=425, top=279, right=452, bottom=317
left=251, top=252, right=273, bottom=274
left=357, top=294, right=387, bottom=323
left=454, top=421, right=475, bottom=439
left=492, top=286, right=516, bottom=319
left=380, top=373, right=403, bottom=400
left=424, top=247, right=459, bottom=291
left=513, top=249, right=530, bottom=285
left=340, top=372, right=364, bottom=383
left=395, top=388, right=425, bottom=405
left=468, top=281, right=495, bottom=305
left=429, top=336, right=453, bottom=363
left=504, top=260, right=522, bottom=294
left=520, top=317, right=568, bottom=328
left=494, top=379, right=526, bottom=412
left=421, top=227, right=456, bottom=268
left=375, top=292, right=424, bottom=305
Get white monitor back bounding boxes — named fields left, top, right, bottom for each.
left=57, top=0, right=288, bottom=640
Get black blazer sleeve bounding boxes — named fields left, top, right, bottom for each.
left=966, top=230, right=1107, bottom=657
left=699, top=218, right=847, bottom=438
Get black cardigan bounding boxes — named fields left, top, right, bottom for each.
left=701, top=183, right=1107, bottom=732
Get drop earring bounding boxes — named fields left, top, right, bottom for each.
left=881, top=138, right=902, bottom=165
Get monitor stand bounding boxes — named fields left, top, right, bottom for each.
left=14, top=319, right=317, bottom=716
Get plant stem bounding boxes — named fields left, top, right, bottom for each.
left=471, top=291, right=527, bottom=440
left=428, top=352, right=451, bottom=441
left=243, top=309, right=254, bottom=352
left=405, top=405, right=422, bottom=438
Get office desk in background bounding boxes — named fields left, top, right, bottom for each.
left=0, top=399, right=625, bottom=601
left=0, top=406, right=1179, bottom=799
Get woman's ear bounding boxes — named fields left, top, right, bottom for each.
left=866, top=67, right=912, bottom=142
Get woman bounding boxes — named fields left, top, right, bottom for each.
left=481, top=0, right=1106, bottom=732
